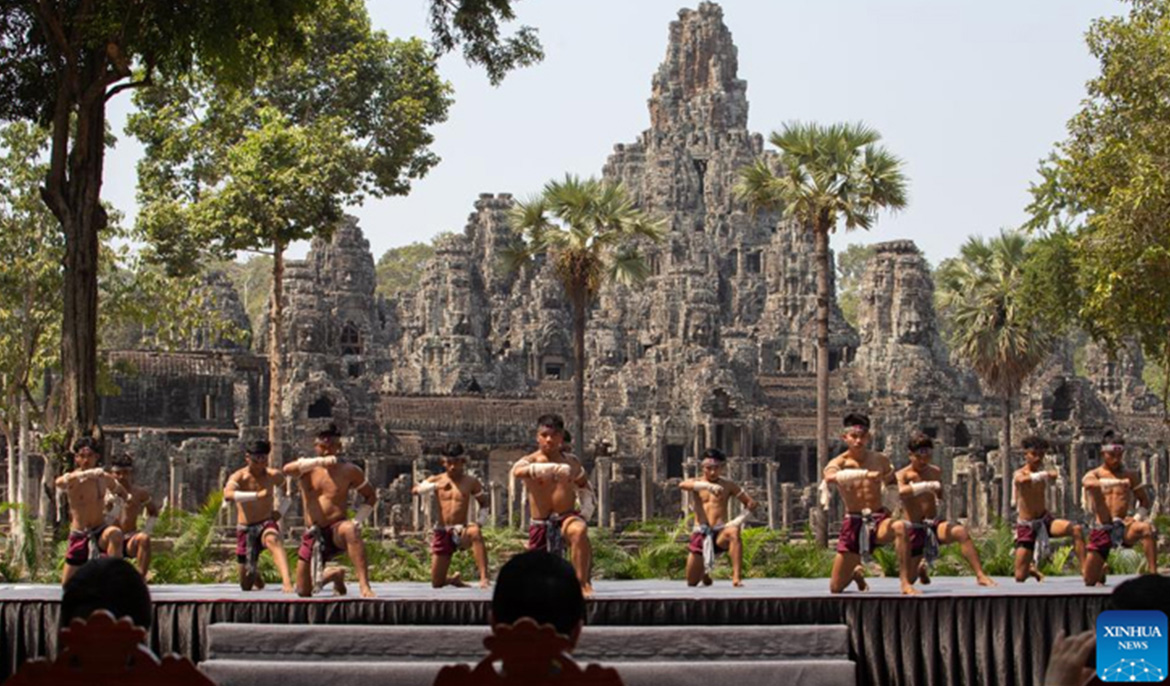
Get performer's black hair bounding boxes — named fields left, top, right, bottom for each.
left=110, top=453, right=134, bottom=469
left=702, top=448, right=727, bottom=462
left=1021, top=435, right=1049, bottom=452
left=1102, top=429, right=1125, bottom=446
left=71, top=436, right=100, bottom=454
left=843, top=412, right=871, bottom=430
left=907, top=431, right=933, bottom=452
left=536, top=413, right=565, bottom=434
left=61, top=558, right=152, bottom=631
left=493, top=550, right=585, bottom=638
left=317, top=423, right=341, bottom=441
left=246, top=439, right=272, bottom=455
left=441, top=442, right=465, bottom=458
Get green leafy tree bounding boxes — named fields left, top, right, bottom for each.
left=1025, top=0, right=1170, bottom=416
left=936, top=231, right=1053, bottom=520
left=505, top=175, right=663, bottom=461
left=734, top=122, right=908, bottom=546
left=0, top=0, right=322, bottom=446
left=836, top=243, right=875, bottom=329
left=130, top=0, right=540, bottom=461
left=375, top=233, right=457, bottom=299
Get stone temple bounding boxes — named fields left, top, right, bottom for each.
left=88, top=2, right=1167, bottom=530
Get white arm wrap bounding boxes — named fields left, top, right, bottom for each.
left=834, top=468, right=869, bottom=483
left=296, top=457, right=336, bottom=474
left=233, top=491, right=258, bottom=503
left=354, top=503, right=374, bottom=525
left=910, top=481, right=940, bottom=495
left=578, top=487, right=596, bottom=520
left=693, top=480, right=725, bottom=496
left=529, top=463, right=571, bottom=481
left=143, top=515, right=158, bottom=535
left=1135, top=506, right=1150, bottom=522
left=1097, top=478, right=1128, bottom=489
left=728, top=510, right=750, bottom=528
left=415, top=481, right=438, bottom=494
left=1029, top=472, right=1050, bottom=483
left=70, top=468, right=105, bottom=483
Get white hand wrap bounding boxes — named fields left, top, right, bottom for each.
left=1097, top=477, right=1128, bottom=489
left=910, top=481, right=940, bottom=495
left=415, top=481, right=438, bottom=494
left=529, top=462, right=571, bottom=481
left=1135, top=506, right=1150, bottom=522
left=296, top=456, right=336, bottom=474
left=1029, top=472, right=1050, bottom=483
left=834, top=468, right=869, bottom=483
left=694, top=480, right=724, bottom=496
left=233, top=491, right=258, bottom=503
left=143, top=515, right=158, bottom=535
left=354, top=503, right=374, bottom=526
left=728, top=510, right=750, bottom=528
left=71, top=468, right=105, bottom=483
left=579, top=487, right=596, bottom=520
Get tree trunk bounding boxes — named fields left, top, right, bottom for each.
left=42, top=47, right=110, bottom=448
left=268, top=244, right=286, bottom=465
left=1001, top=396, right=1013, bottom=521
left=814, top=224, right=832, bottom=547
left=571, top=288, right=588, bottom=469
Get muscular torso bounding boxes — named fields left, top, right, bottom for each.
left=897, top=464, right=941, bottom=522
left=300, top=460, right=363, bottom=527
left=429, top=473, right=482, bottom=526
left=1084, top=467, right=1137, bottom=524
left=232, top=467, right=283, bottom=525
left=1014, top=466, right=1052, bottom=521
left=115, top=485, right=154, bottom=533
left=691, top=478, right=742, bottom=527
left=521, top=450, right=582, bottom=519
left=64, top=473, right=114, bottom=531
left=827, top=450, right=893, bottom=513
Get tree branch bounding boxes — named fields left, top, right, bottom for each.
left=106, top=75, right=152, bottom=102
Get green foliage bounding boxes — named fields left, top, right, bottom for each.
left=762, top=529, right=835, bottom=579
left=1108, top=548, right=1147, bottom=575
left=974, top=521, right=1018, bottom=577
left=426, top=0, right=543, bottom=85
left=1024, top=0, right=1170, bottom=415
left=1039, top=543, right=1076, bottom=577
left=836, top=243, right=875, bottom=328
left=375, top=239, right=447, bottom=299
left=151, top=493, right=229, bottom=584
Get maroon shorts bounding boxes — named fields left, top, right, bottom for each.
left=687, top=530, right=729, bottom=556
left=909, top=520, right=945, bottom=558
left=836, top=509, right=890, bottom=554
left=237, top=520, right=280, bottom=563
left=431, top=528, right=460, bottom=556
left=1088, top=520, right=1126, bottom=558
left=527, top=511, right=581, bottom=553
left=297, top=520, right=345, bottom=563
left=1015, top=512, right=1055, bottom=549
left=66, top=526, right=106, bottom=566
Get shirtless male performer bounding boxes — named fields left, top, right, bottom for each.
left=1082, top=431, right=1158, bottom=585
left=513, top=413, right=596, bottom=596
left=1013, top=435, right=1085, bottom=583
left=680, top=448, right=759, bottom=587
left=413, top=442, right=490, bottom=588
left=283, top=424, right=377, bottom=598
left=109, top=454, right=160, bottom=578
left=823, top=413, right=916, bottom=595
left=224, top=440, right=294, bottom=592
left=896, top=431, right=995, bottom=587
left=55, top=438, right=128, bottom=585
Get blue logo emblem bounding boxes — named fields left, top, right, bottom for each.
left=1097, top=610, right=1168, bottom=682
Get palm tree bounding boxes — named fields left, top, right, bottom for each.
left=936, top=230, right=1053, bottom=520
left=734, top=122, right=908, bottom=546
left=506, top=175, right=663, bottom=464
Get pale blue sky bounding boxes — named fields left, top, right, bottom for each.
left=103, top=0, right=1118, bottom=266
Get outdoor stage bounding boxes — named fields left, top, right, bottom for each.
left=0, top=576, right=1115, bottom=686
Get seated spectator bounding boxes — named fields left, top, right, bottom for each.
left=61, top=557, right=152, bottom=631
left=491, top=550, right=586, bottom=647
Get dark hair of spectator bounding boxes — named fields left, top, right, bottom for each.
left=61, top=558, right=152, bottom=630
left=492, top=551, right=585, bottom=638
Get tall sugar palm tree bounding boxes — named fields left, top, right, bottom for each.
left=506, top=175, right=663, bottom=463
left=936, top=230, right=1053, bottom=520
left=735, top=122, right=908, bottom=546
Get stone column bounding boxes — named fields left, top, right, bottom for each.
left=596, top=456, right=611, bottom=530
left=640, top=460, right=652, bottom=523
left=411, top=457, right=423, bottom=531
left=507, top=466, right=517, bottom=529
left=766, top=462, right=778, bottom=529
left=781, top=483, right=793, bottom=531
left=489, top=481, right=501, bottom=527
left=169, top=455, right=183, bottom=514
left=521, top=481, right=530, bottom=529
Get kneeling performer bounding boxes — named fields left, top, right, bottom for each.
left=414, top=442, right=491, bottom=588
left=681, top=448, right=758, bottom=587
left=224, top=440, right=294, bottom=592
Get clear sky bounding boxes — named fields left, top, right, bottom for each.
left=102, top=0, right=1119, bottom=266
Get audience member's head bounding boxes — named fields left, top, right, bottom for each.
left=492, top=551, right=586, bottom=648
left=1110, top=574, right=1170, bottom=616
left=61, top=558, right=151, bottom=631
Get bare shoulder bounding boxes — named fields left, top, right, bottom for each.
left=825, top=454, right=847, bottom=471
left=722, top=478, right=743, bottom=495
left=895, top=465, right=913, bottom=482
left=924, top=464, right=942, bottom=479
left=522, top=449, right=546, bottom=463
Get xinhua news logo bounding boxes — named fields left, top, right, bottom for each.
left=1096, top=610, right=1169, bottom=682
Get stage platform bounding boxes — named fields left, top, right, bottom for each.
left=0, top=576, right=1116, bottom=686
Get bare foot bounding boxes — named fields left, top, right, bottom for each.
left=281, top=583, right=295, bottom=593
left=1028, top=565, right=1044, bottom=583
left=852, top=565, right=869, bottom=592
left=446, top=572, right=468, bottom=588
left=581, top=583, right=595, bottom=598
left=732, top=578, right=743, bottom=587
left=701, top=574, right=713, bottom=587
left=917, top=561, right=931, bottom=585
left=360, top=585, right=376, bottom=598
left=478, top=578, right=490, bottom=589
left=976, top=575, right=997, bottom=587
left=901, top=583, right=922, bottom=595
